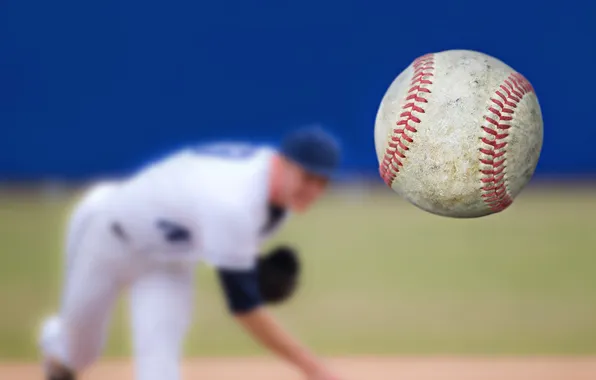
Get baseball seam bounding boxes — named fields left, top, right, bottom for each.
left=479, top=72, right=534, bottom=212
left=379, top=54, right=435, bottom=186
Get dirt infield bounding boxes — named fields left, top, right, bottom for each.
left=3, top=357, right=596, bottom=380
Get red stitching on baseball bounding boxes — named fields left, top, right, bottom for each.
left=379, top=54, right=435, bottom=186
left=480, top=72, right=534, bottom=212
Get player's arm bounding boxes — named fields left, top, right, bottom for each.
left=217, top=268, right=328, bottom=377
left=205, top=206, right=340, bottom=379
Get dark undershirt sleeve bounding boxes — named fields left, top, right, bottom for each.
left=217, top=267, right=263, bottom=315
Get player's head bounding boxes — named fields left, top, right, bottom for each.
left=272, top=125, right=341, bottom=212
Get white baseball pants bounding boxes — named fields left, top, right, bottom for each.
left=39, top=183, right=196, bottom=380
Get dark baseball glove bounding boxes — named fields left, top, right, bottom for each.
left=257, top=245, right=300, bottom=305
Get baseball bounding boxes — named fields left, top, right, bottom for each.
left=374, top=49, right=543, bottom=218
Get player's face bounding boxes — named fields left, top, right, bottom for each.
left=286, top=165, right=329, bottom=212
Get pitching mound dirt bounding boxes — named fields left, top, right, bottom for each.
left=2, top=356, right=596, bottom=380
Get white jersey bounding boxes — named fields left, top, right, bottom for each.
left=99, top=143, right=289, bottom=270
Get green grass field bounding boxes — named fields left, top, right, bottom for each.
left=1, top=184, right=596, bottom=360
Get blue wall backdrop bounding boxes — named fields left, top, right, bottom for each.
left=1, top=0, right=594, bottom=180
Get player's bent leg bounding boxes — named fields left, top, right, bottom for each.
left=39, top=186, right=128, bottom=377
left=129, top=263, right=195, bottom=380
left=39, top=242, right=122, bottom=375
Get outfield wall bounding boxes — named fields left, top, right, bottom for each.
left=1, top=0, right=595, bottom=180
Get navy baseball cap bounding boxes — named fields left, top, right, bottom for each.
left=279, top=125, right=342, bottom=179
